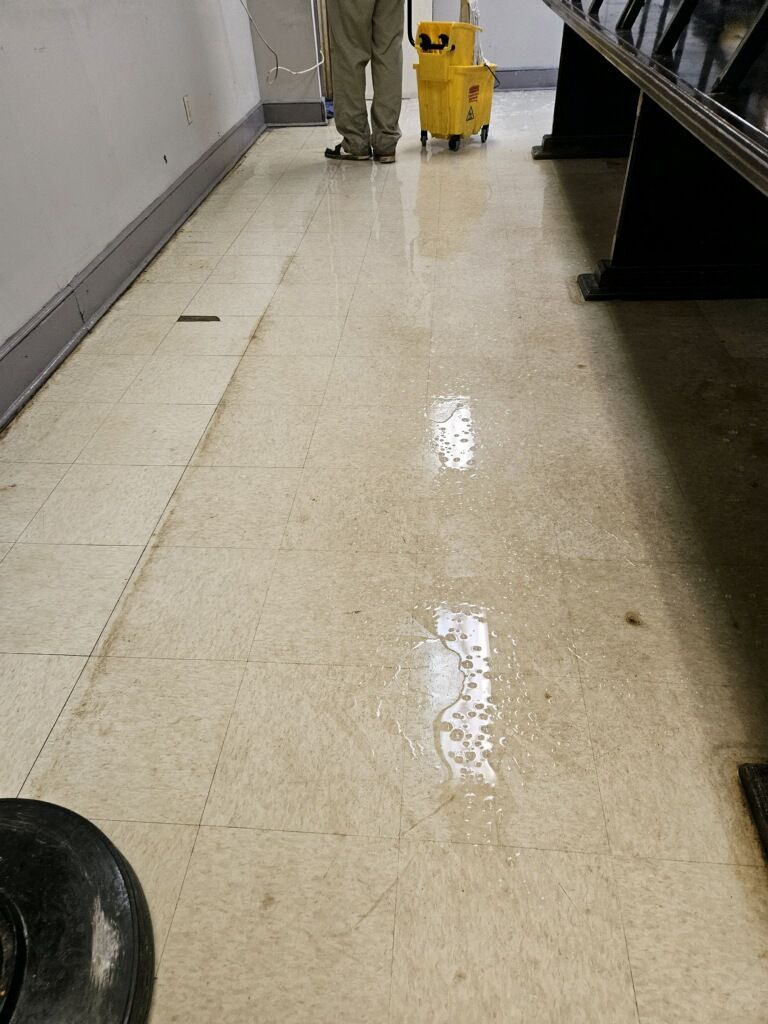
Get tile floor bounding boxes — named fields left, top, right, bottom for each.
left=2, top=92, right=768, bottom=1021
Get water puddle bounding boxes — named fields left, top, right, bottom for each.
left=431, top=397, right=476, bottom=471
left=433, top=604, right=498, bottom=784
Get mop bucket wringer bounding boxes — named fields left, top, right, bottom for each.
left=411, top=20, right=496, bottom=151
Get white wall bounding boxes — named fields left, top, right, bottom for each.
left=404, top=0, right=434, bottom=98
left=432, top=0, right=562, bottom=69
left=249, top=0, right=324, bottom=107
left=0, top=0, right=261, bottom=342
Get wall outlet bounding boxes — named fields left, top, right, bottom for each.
left=183, top=95, right=193, bottom=124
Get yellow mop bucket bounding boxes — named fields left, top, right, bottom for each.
left=409, top=17, right=496, bottom=151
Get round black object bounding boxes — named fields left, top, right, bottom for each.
left=480, top=124, right=489, bottom=144
left=449, top=135, right=461, bottom=151
left=0, top=800, right=154, bottom=1024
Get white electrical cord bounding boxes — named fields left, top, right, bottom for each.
left=237, top=0, right=325, bottom=83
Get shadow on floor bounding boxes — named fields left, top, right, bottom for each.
left=553, top=154, right=768, bottom=722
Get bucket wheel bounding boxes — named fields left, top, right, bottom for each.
left=449, top=135, right=461, bottom=152
left=0, top=799, right=154, bottom=1023
left=481, top=124, right=489, bottom=144
left=420, top=130, right=428, bottom=147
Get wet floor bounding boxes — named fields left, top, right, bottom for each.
left=2, top=91, right=768, bottom=1021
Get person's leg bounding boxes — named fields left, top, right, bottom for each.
left=370, top=0, right=404, bottom=157
left=327, top=0, right=375, bottom=156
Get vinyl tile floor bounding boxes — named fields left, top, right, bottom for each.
left=3, top=92, right=768, bottom=1022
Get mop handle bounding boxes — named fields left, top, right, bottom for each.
left=407, top=0, right=415, bottom=46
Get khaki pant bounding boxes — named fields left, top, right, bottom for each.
left=327, top=0, right=404, bottom=156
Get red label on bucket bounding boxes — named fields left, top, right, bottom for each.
left=469, top=85, right=480, bottom=102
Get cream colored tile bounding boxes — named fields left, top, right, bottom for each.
left=400, top=660, right=606, bottom=851
left=113, top=282, right=202, bottom=316
left=0, top=544, right=139, bottom=654
left=204, top=663, right=404, bottom=836
left=0, top=543, right=10, bottom=562
left=546, top=440, right=703, bottom=562
left=267, top=280, right=355, bottom=318
left=411, top=562, right=577, bottom=687
left=284, top=254, right=364, bottom=283
left=362, top=249, right=437, bottom=276
left=251, top=550, right=417, bottom=666
left=329, top=163, right=388, bottom=192
left=429, top=352, right=532, bottom=403
left=154, top=316, right=258, bottom=357
left=532, top=374, right=652, bottom=450
left=209, top=254, right=290, bottom=284
left=326, top=176, right=387, bottom=199
left=584, top=676, right=768, bottom=864
left=98, top=545, right=272, bottom=661
left=0, top=401, right=111, bottom=464
left=617, top=858, right=768, bottom=1024
left=192, top=401, right=318, bottom=468
left=156, top=467, right=299, bottom=548
left=390, top=842, right=638, bottom=1024
left=78, top=404, right=214, bottom=465
left=250, top=192, right=319, bottom=215
left=95, top=819, right=198, bottom=961
left=0, top=653, right=86, bottom=793
left=123, top=354, right=239, bottom=405
left=563, top=559, right=754, bottom=690
left=324, top=356, right=429, bottom=407
left=79, top=314, right=176, bottom=357
left=306, top=404, right=429, bottom=470
left=425, top=391, right=532, bottom=471
left=364, top=234, right=439, bottom=258
left=228, top=356, right=332, bottom=405
left=296, top=232, right=371, bottom=258
left=419, top=472, right=559, bottom=576
left=185, top=210, right=253, bottom=235
left=283, top=466, right=425, bottom=552
left=401, top=567, right=605, bottom=850
left=245, top=315, right=344, bottom=356
left=0, top=463, right=69, bottom=541
left=141, top=250, right=219, bottom=284
left=197, top=194, right=266, bottom=219
left=169, top=229, right=242, bottom=255
left=357, top=265, right=433, bottom=291
left=24, top=658, right=243, bottom=821
left=226, top=230, right=305, bottom=256
left=349, top=285, right=433, bottom=322
left=271, top=170, right=334, bottom=195
left=184, top=282, right=276, bottom=317
left=337, top=316, right=432, bottom=359
left=21, top=465, right=182, bottom=545
left=151, top=829, right=397, bottom=1024
left=245, top=207, right=316, bottom=232
left=698, top=299, right=768, bottom=358
left=307, top=208, right=378, bottom=235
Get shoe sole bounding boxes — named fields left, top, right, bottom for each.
left=324, top=149, right=371, bottom=162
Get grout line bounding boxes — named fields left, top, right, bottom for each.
left=14, top=653, right=92, bottom=798
left=608, top=854, right=644, bottom=1024
left=153, top=822, right=201, bottom=975
left=25, top=807, right=768, bottom=868
left=231, top=172, right=341, bottom=664
left=197, top=661, right=250, bottom=829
